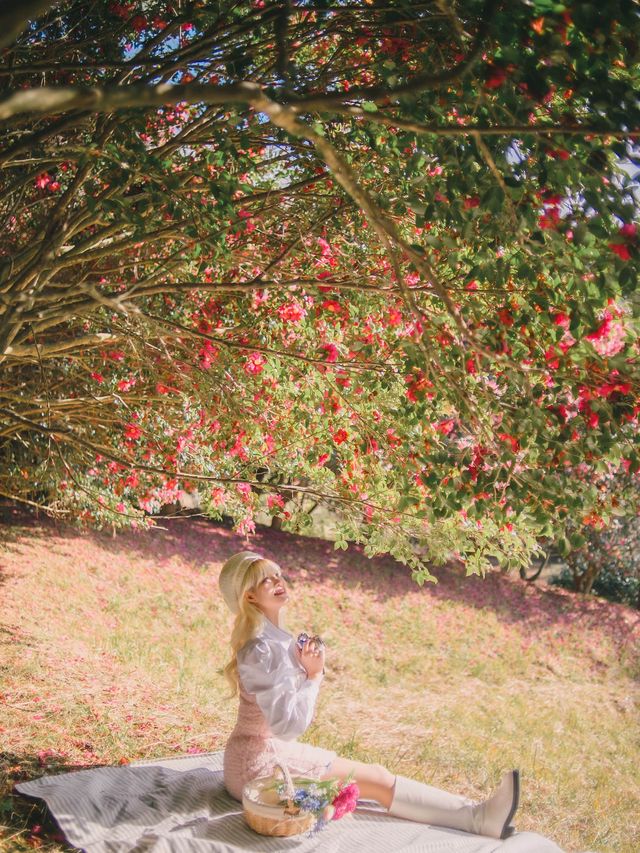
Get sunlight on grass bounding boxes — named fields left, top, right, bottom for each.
left=1, top=513, right=639, bottom=852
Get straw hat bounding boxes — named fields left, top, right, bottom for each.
left=219, top=551, right=265, bottom=614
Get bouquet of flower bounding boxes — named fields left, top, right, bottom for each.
left=272, top=775, right=360, bottom=833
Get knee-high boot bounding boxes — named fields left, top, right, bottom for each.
left=388, top=769, right=520, bottom=840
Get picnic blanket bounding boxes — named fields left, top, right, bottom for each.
left=15, top=750, right=580, bottom=852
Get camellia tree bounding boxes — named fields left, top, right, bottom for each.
left=1, top=0, right=640, bottom=581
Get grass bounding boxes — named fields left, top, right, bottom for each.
left=1, top=504, right=639, bottom=852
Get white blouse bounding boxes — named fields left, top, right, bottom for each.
left=236, top=618, right=322, bottom=741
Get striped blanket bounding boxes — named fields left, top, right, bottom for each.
left=15, top=751, right=576, bottom=852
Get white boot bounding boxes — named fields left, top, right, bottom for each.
left=388, top=770, right=520, bottom=840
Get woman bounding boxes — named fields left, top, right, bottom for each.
left=220, top=550, right=520, bottom=840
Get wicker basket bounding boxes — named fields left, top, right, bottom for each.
left=242, top=761, right=317, bottom=837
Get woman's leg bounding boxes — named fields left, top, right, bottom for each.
left=322, top=756, right=519, bottom=840
left=321, top=757, right=396, bottom=807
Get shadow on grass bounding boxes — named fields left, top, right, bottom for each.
left=2, top=502, right=639, bottom=670
left=1, top=750, right=102, bottom=851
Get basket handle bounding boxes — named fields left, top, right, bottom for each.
left=273, top=761, right=296, bottom=801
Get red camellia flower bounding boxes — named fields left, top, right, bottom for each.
left=484, top=64, right=508, bottom=89
left=463, top=196, right=480, bottom=209
left=586, top=409, right=599, bottom=429
left=35, top=172, right=51, bottom=190
left=498, top=432, right=520, bottom=453
left=124, top=423, right=143, bottom=440
left=609, top=242, right=631, bottom=261
left=109, top=2, right=135, bottom=18
left=544, top=346, right=559, bottom=369
left=546, top=148, right=570, bottom=160
left=594, top=379, right=632, bottom=397
left=90, top=371, right=104, bottom=383
left=405, top=369, right=434, bottom=402
left=497, top=308, right=513, bottom=327
left=332, top=428, right=348, bottom=444
left=552, top=311, right=570, bottom=329
left=538, top=207, right=560, bottom=230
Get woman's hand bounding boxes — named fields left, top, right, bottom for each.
left=296, top=637, right=325, bottom=680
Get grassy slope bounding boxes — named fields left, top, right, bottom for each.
left=1, top=506, right=639, bottom=853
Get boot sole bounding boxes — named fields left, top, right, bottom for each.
left=499, top=770, right=520, bottom=840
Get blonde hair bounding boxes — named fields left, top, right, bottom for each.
left=222, top=557, right=282, bottom=696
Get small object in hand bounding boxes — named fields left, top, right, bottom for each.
left=296, top=632, right=310, bottom=650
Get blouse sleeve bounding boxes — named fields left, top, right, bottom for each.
left=237, top=638, right=321, bottom=740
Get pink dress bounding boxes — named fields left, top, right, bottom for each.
left=223, top=619, right=337, bottom=801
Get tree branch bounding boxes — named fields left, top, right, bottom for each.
left=0, top=0, right=58, bottom=50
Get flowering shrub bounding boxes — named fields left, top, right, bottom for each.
left=2, top=2, right=640, bottom=582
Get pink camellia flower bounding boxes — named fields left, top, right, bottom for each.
left=317, top=453, right=330, bottom=466
left=434, top=418, right=456, bottom=435
left=321, top=343, right=339, bottom=363
left=267, top=494, right=285, bottom=511
left=244, top=352, right=266, bottom=375
left=117, top=377, right=136, bottom=392
left=317, top=237, right=332, bottom=257
left=585, top=311, right=612, bottom=342
left=277, top=301, right=306, bottom=323
left=552, top=311, right=570, bottom=329
left=558, top=332, right=576, bottom=353
left=332, top=783, right=360, bottom=820
left=35, top=172, right=51, bottom=189
left=210, top=487, right=225, bottom=507
left=386, top=308, right=403, bottom=326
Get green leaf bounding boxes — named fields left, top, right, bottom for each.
left=361, top=101, right=378, bottom=113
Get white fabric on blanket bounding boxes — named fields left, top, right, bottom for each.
left=15, top=750, right=582, bottom=853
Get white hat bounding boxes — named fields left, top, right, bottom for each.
left=218, top=551, right=265, bottom=614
